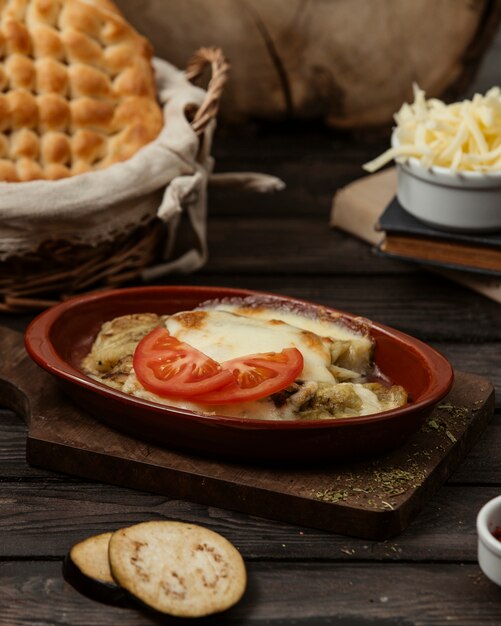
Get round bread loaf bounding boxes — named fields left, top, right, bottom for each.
left=0, top=0, right=163, bottom=181
left=108, top=521, right=247, bottom=617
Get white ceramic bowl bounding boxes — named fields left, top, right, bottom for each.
left=392, top=134, right=501, bottom=233
left=477, top=495, right=501, bottom=585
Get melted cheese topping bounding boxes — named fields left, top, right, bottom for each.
left=165, top=310, right=336, bottom=383
left=84, top=306, right=407, bottom=421
left=121, top=373, right=395, bottom=421
left=351, top=384, right=382, bottom=416
left=206, top=302, right=373, bottom=366
left=207, top=303, right=364, bottom=341
left=122, top=372, right=284, bottom=420
left=363, top=85, right=501, bottom=173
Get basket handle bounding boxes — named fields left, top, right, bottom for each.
left=185, top=47, right=230, bottom=135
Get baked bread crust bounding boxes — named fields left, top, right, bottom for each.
left=0, top=0, right=163, bottom=181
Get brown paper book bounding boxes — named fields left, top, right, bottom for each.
left=378, top=197, right=501, bottom=276
left=330, top=167, right=501, bottom=304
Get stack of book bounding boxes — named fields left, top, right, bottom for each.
left=378, top=198, right=501, bottom=276
left=330, top=168, right=501, bottom=303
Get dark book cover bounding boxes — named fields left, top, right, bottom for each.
left=378, top=198, right=501, bottom=250
left=376, top=197, right=501, bottom=277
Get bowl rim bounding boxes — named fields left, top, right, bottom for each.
left=477, top=495, right=501, bottom=555
left=24, top=285, right=454, bottom=431
left=391, top=130, right=501, bottom=180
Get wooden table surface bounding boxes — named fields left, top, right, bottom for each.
left=1, top=124, right=501, bottom=625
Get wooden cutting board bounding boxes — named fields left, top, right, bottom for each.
left=1, top=326, right=494, bottom=540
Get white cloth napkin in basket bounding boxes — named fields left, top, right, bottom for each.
left=0, top=57, right=284, bottom=279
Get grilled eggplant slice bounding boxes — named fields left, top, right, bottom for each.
left=82, top=313, right=164, bottom=375
left=63, top=532, right=127, bottom=605
left=108, top=521, right=247, bottom=618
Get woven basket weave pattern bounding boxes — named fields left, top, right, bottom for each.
left=0, top=47, right=229, bottom=312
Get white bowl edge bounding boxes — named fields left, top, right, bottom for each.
left=477, top=495, right=501, bottom=585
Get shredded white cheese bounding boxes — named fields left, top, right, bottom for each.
left=363, top=85, right=501, bottom=173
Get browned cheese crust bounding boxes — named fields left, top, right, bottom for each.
left=0, top=0, right=163, bottom=181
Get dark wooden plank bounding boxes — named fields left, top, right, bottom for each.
left=209, top=126, right=389, bottom=219
left=432, top=343, right=501, bottom=407
left=213, top=123, right=388, bottom=161
left=4, top=315, right=491, bottom=540
left=2, top=111, right=501, bottom=626
left=0, top=313, right=32, bottom=334
left=24, top=379, right=488, bottom=539
left=4, top=413, right=501, bottom=488
left=166, top=274, right=501, bottom=342
left=4, top=248, right=498, bottom=341
left=2, top=410, right=500, bottom=489
left=449, top=417, right=501, bottom=483
left=0, top=481, right=497, bottom=562
left=0, top=409, right=35, bottom=479
left=1, top=560, right=500, bottom=625
left=204, top=220, right=410, bottom=275
left=2, top=361, right=499, bottom=486
left=1, top=410, right=499, bottom=483
left=3, top=273, right=498, bottom=343
left=208, top=161, right=372, bottom=219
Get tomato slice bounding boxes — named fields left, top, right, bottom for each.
left=133, top=328, right=234, bottom=397
left=192, top=347, right=304, bottom=404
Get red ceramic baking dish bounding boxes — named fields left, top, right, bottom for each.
left=24, top=285, right=454, bottom=462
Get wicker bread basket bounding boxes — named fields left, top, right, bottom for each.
left=0, top=47, right=229, bottom=313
